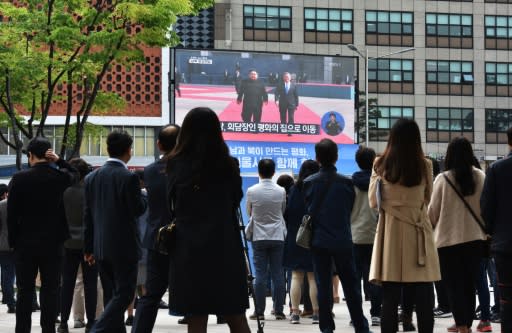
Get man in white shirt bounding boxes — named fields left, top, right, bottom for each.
left=246, top=159, right=287, bottom=321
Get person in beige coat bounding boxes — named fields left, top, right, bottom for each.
left=428, top=137, right=487, bottom=333
left=368, top=118, right=441, bottom=333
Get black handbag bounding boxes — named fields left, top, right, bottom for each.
left=155, top=219, right=176, bottom=255
left=155, top=197, right=177, bottom=255
left=443, top=174, right=492, bottom=258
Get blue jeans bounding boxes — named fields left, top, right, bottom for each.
left=0, top=252, right=16, bottom=306
left=353, top=244, right=382, bottom=317
left=252, top=240, right=285, bottom=315
left=475, top=258, right=491, bottom=321
left=312, top=246, right=370, bottom=333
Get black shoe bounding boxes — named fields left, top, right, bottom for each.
left=57, top=323, right=69, bottom=333
left=7, top=305, right=15, bottom=314
left=403, top=322, right=416, bottom=332
left=125, top=315, right=134, bottom=326
left=159, top=300, right=168, bottom=309
left=178, top=317, right=188, bottom=324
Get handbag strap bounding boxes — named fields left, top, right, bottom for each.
left=443, top=174, right=487, bottom=233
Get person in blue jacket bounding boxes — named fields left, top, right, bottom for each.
left=303, top=138, right=371, bottom=333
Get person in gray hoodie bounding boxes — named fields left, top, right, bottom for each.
left=350, top=146, right=381, bottom=327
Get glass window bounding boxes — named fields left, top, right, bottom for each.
left=366, top=10, right=414, bottom=35
left=426, top=108, right=474, bottom=142
left=426, top=13, right=473, bottom=37
left=486, top=62, right=512, bottom=85
left=244, top=5, right=292, bottom=42
left=426, top=60, right=474, bottom=93
left=485, top=15, right=512, bottom=39
left=304, top=8, right=353, bottom=35
left=369, top=106, right=415, bottom=141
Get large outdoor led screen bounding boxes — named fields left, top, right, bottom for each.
left=174, top=49, right=357, bottom=144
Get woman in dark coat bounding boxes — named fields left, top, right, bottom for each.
left=167, top=107, right=250, bottom=333
left=283, top=159, right=320, bottom=324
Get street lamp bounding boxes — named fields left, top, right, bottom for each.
left=347, top=45, right=415, bottom=145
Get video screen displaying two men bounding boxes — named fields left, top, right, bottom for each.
left=174, top=49, right=357, bottom=144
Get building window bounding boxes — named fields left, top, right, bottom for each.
left=368, top=59, right=414, bottom=94
left=243, top=5, right=292, bottom=42
left=366, top=11, right=413, bottom=46
left=368, top=106, right=414, bottom=141
left=485, top=62, right=512, bottom=96
left=426, top=108, right=474, bottom=142
left=486, top=109, right=512, bottom=143
left=426, top=13, right=473, bottom=48
left=485, top=0, right=512, bottom=3
left=304, top=8, right=353, bottom=44
left=485, top=16, right=512, bottom=50
left=79, top=126, right=155, bottom=157
left=426, top=60, right=474, bottom=95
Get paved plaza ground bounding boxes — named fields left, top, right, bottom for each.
left=0, top=296, right=501, bottom=333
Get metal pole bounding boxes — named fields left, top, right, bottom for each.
left=365, top=49, right=369, bottom=146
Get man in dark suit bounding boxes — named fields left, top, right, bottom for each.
left=274, top=72, right=299, bottom=124
left=237, top=69, right=268, bottom=123
left=7, top=137, right=77, bottom=333
left=481, top=126, right=512, bottom=333
left=131, top=124, right=180, bottom=333
left=84, top=131, right=147, bottom=333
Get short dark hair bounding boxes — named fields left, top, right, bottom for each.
left=158, top=124, right=180, bottom=152
left=315, top=139, right=338, bottom=166
left=508, top=127, right=512, bottom=146
left=276, top=174, right=294, bottom=193
left=69, top=158, right=92, bottom=181
left=258, top=159, right=275, bottom=178
left=24, top=136, right=51, bottom=159
left=355, top=146, right=376, bottom=171
left=106, top=131, right=133, bottom=158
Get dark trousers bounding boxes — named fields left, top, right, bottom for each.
left=475, top=258, right=492, bottom=321
left=494, top=253, right=512, bottom=333
left=90, top=259, right=137, bottom=333
left=0, top=251, right=16, bottom=306
left=60, top=248, right=98, bottom=325
left=438, top=241, right=482, bottom=328
left=14, top=245, right=62, bottom=333
left=434, top=279, right=451, bottom=311
left=132, top=250, right=169, bottom=333
left=312, top=246, right=369, bottom=333
left=279, top=104, right=295, bottom=124
left=381, top=282, right=434, bottom=333
left=353, top=244, right=382, bottom=317
left=241, top=106, right=262, bottom=123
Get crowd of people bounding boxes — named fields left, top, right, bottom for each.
left=0, top=110, right=510, bottom=333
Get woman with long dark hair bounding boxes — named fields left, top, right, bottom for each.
left=428, top=137, right=487, bottom=333
left=283, top=159, right=320, bottom=324
left=166, top=107, right=250, bottom=333
left=369, top=118, right=440, bottom=333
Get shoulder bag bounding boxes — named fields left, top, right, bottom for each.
left=155, top=197, right=177, bottom=255
left=443, top=174, right=492, bottom=258
left=296, top=176, right=333, bottom=249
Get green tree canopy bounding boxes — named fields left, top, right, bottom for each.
left=0, top=0, right=213, bottom=168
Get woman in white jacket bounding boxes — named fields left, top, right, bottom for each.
left=428, top=137, right=487, bottom=333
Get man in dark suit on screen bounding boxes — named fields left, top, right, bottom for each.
left=131, top=124, right=180, bottom=333
left=274, top=72, right=299, bottom=125
left=237, top=69, right=268, bottom=123
left=7, top=137, right=77, bottom=333
left=84, top=131, right=147, bottom=333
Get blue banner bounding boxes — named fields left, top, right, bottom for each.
left=227, top=140, right=360, bottom=176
